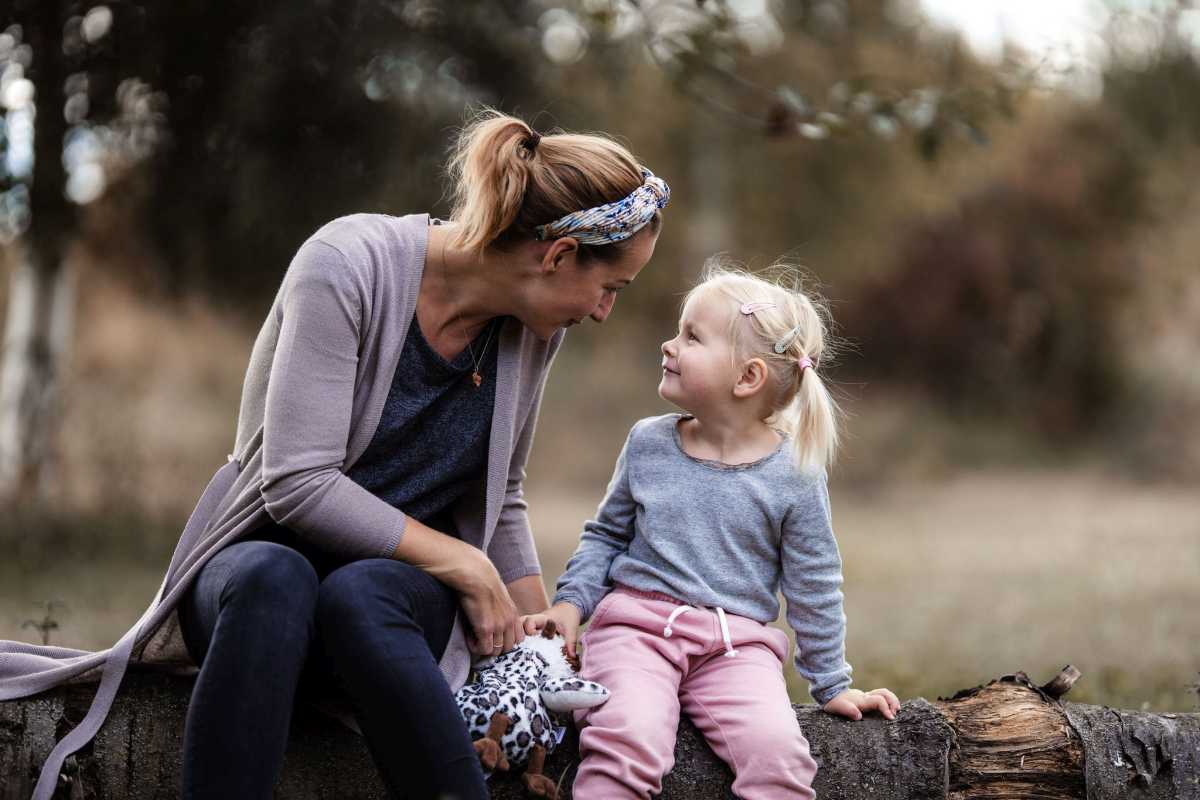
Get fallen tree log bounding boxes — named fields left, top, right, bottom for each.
left=0, top=666, right=1196, bottom=798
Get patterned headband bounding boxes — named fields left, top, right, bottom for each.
left=534, top=168, right=671, bottom=245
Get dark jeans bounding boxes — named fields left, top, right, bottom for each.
left=177, top=523, right=487, bottom=800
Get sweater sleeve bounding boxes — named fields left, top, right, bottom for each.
left=551, top=426, right=638, bottom=622
left=259, top=239, right=408, bottom=560
left=487, top=328, right=567, bottom=583
left=781, top=472, right=853, bottom=706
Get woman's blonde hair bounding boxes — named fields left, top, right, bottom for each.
left=446, top=108, right=661, bottom=260
left=684, top=258, right=843, bottom=473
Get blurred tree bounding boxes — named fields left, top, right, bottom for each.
left=0, top=0, right=552, bottom=503
left=572, top=0, right=1019, bottom=156
left=140, top=0, right=552, bottom=302
left=0, top=0, right=1046, bottom=504
left=0, top=1, right=85, bottom=502
left=845, top=109, right=1148, bottom=438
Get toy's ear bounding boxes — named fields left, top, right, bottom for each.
left=541, top=677, right=610, bottom=713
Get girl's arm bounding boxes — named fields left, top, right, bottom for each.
left=780, top=471, right=854, bottom=707
left=551, top=426, right=640, bottom=622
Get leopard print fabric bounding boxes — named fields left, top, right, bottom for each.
left=455, top=648, right=557, bottom=766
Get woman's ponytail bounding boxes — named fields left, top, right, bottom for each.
left=446, top=111, right=537, bottom=255
left=445, top=108, right=652, bottom=260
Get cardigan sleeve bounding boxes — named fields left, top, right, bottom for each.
left=259, top=239, right=408, bottom=560
left=487, top=328, right=566, bottom=583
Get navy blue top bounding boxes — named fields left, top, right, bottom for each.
left=251, top=311, right=501, bottom=574
left=346, top=312, right=501, bottom=536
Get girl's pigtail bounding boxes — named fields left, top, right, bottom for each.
left=783, top=359, right=840, bottom=473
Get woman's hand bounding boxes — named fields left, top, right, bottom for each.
left=451, top=547, right=524, bottom=657
left=521, top=602, right=582, bottom=658
left=822, top=688, right=901, bottom=721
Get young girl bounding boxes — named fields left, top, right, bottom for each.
left=524, top=261, right=900, bottom=799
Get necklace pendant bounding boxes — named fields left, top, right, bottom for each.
left=471, top=371, right=482, bottom=388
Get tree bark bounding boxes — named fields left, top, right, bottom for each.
left=0, top=667, right=1197, bottom=798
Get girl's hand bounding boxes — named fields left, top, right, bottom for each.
left=822, top=688, right=901, bottom=721
left=522, top=602, right=583, bottom=658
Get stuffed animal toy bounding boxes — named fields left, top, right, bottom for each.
left=455, top=621, right=609, bottom=799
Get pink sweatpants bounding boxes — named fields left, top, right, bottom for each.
left=573, top=585, right=819, bottom=799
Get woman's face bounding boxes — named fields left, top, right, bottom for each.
left=523, top=227, right=660, bottom=341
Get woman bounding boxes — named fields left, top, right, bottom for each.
left=0, top=110, right=668, bottom=800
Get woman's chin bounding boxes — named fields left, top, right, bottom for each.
left=524, top=321, right=560, bottom=342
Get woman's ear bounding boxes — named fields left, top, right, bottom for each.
left=733, top=358, right=770, bottom=399
left=541, top=236, right=579, bottom=275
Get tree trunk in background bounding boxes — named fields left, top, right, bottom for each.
left=687, top=108, right=734, bottom=277
left=1, top=668, right=1197, bottom=798
left=0, top=0, right=78, bottom=504
left=0, top=254, right=74, bottom=502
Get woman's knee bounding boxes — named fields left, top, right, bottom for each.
left=316, top=559, right=420, bottom=626
left=221, top=540, right=320, bottom=613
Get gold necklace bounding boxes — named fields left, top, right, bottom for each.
left=440, top=231, right=496, bottom=388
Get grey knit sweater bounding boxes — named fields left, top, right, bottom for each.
left=552, top=413, right=853, bottom=705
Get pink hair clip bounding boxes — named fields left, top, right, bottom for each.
left=740, top=301, right=776, bottom=315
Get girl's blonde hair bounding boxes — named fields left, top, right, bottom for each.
left=446, top=108, right=661, bottom=261
left=684, top=258, right=842, bottom=473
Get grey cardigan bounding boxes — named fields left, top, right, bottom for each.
left=0, top=213, right=563, bottom=799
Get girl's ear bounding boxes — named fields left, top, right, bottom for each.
left=540, top=236, right=579, bottom=275
left=733, top=358, right=770, bottom=399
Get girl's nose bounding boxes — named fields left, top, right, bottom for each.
left=661, top=338, right=674, bottom=356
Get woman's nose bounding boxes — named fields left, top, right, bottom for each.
left=590, top=292, right=617, bottom=323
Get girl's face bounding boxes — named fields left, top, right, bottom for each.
left=659, top=290, right=739, bottom=413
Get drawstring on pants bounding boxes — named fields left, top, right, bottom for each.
left=661, top=604, right=739, bottom=658
left=715, top=607, right=739, bottom=658
left=663, top=605, right=691, bottom=638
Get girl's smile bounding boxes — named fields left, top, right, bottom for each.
left=658, top=290, right=738, bottom=412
